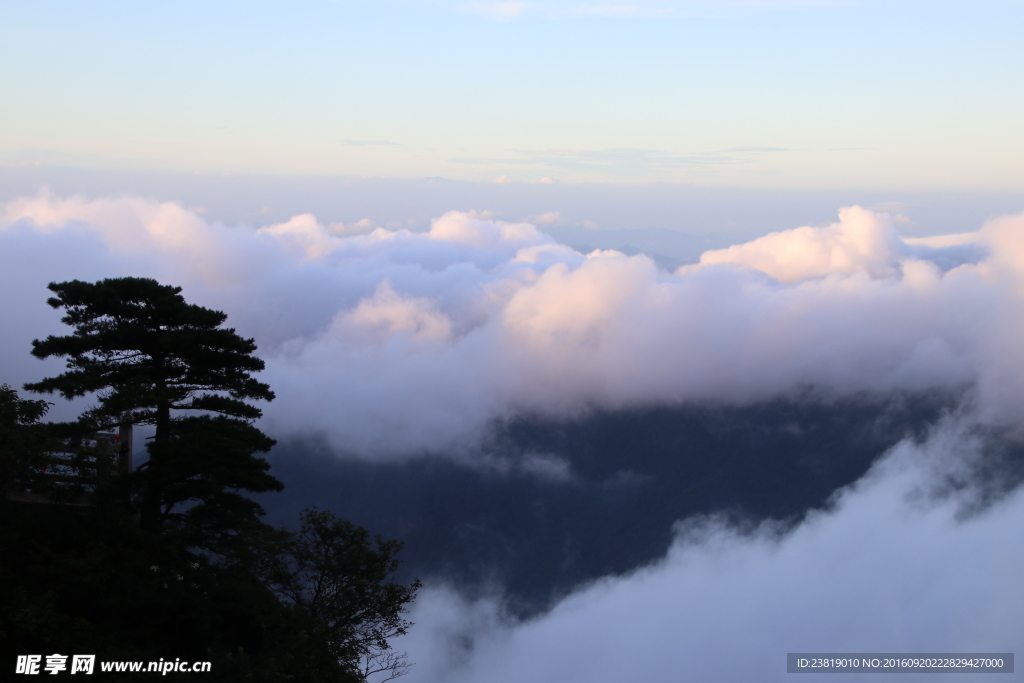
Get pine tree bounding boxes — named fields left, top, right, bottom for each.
left=0, top=383, right=54, bottom=493
left=25, top=277, right=282, bottom=538
left=260, top=508, right=421, bottom=682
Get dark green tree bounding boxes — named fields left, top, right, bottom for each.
left=10, top=278, right=420, bottom=680
left=260, top=508, right=422, bottom=682
left=0, top=384, right=54, bottom=493
left=25, top=277, right=282, bottom=538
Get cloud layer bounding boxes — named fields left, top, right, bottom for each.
left=3, top=194, right=1024, bottom=681
left=2, top=195, right=1023, bottom=456
left=401, top=425, right=1024, bottom=682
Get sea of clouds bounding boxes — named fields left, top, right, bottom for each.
left=2, top=195, right=1023, bottom=681
left=2, top=196, right=1021, bottom=456
left=402, top=426, right=1024, bottom=682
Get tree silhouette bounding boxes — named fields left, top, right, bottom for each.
left=260, top=508, right=422, bottom=681
left=25, top=277, right=281, bottom=538
left=0, top=383, right=53, bottom=493
left=10, top=278, right=420, bottom=680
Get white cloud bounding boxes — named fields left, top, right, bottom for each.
left=401, top=424, right=1024, bottom=682
left=1, top=196, right=1022, bottom=458
left=335, top=281, right=454, bottom=347
left=698, top=206, right=912, bottom=283
left=259, top=213, right=341, bottom=259
left=328, top=217, right=377, bottom=236
left=531, top=211, right=561, bottom=225
left=428, top=210, right=548, bottom=250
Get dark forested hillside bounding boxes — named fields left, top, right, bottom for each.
left=264, top=391, right=956, bottom=616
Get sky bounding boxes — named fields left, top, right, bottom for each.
left=4, top=1, right=1024, bottom=680
left=3, top=0, right=1023, bottom=188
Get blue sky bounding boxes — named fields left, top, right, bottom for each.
left=3, top=0, right=1022, bottom=188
